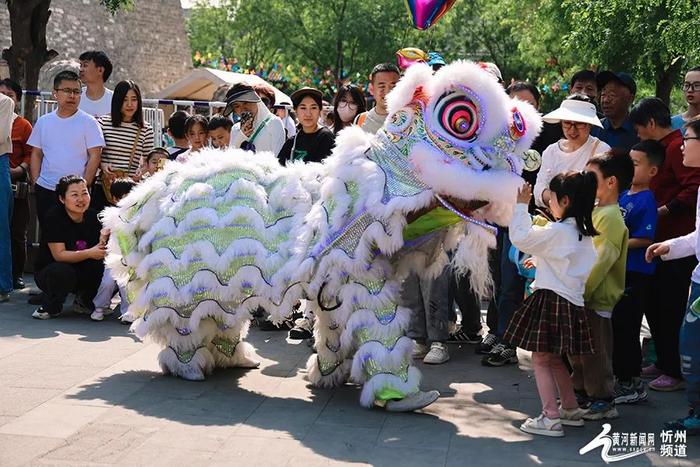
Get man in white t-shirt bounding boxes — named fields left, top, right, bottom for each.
left=78, top=51, right=113, bottom=118
left=29, top=71, right=105, bottom=224
left=354, top=63, right=401, bottom=134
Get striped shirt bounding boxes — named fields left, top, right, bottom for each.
left=98, top=115, right=154, bottom=181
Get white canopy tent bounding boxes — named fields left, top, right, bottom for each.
left=155, top=67, right=291, bottom=105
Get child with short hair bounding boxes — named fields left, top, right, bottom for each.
left=142, top=148, right=169, bottom=178
left=612, top=140, right=664, bottom=405
left=90, top=178, right=136, bottom=322
left=572, top=150, right=633, bottom=421
left=166, top=110, right=190, bottom=160
left=503, top=171, right=599, bottom=437
left=208, top=115, right=233, bottom=149
left=646, top=117, right=700, bottom=435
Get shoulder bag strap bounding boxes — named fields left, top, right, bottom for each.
left=126, top=127, right=142, bottom=173
left=248, top=116, right=272, bottom=145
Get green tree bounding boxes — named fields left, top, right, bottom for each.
left=2, top=0, right=133, bottom=119
left=556, top=0, right=700, bottom=105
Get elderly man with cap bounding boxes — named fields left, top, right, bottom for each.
left=534, top=94, right=611, bottom=208
left=593, top=71, right=640, bottom=152
left=278, top=87, right=335, bottom=165
left=224, top=83, right=286, bottom=155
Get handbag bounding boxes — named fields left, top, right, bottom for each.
left=102, top=127, right=141, bottom=205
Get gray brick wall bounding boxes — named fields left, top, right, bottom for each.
left=0, top=0, right=193, bottom=96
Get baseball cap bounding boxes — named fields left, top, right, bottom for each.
left=597, top=71, right=637, bottom=95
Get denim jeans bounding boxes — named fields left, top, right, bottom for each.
left=680, top=281, right=700, bottom=411
left=496, top=230, right=525, bottom=338
left=404, top=268, right=451, bottom=344
left=0, top=154, right=13, bottom=293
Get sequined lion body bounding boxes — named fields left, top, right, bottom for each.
left=104, top=61, right=542, bottom=408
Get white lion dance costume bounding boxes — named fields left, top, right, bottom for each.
left=104, top=61, right=542, bottom=411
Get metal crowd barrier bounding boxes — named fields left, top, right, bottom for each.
left=21, top=91, right=228, bottom=148
left=18, top=92, right=228, bottom=271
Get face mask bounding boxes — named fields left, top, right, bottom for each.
left=337, top=106, right=356, bottom=123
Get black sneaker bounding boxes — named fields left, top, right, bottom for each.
left=13, top=277, right=25, bottom=289
left=32, top=307, right=60, bottom=320
left=446, top=326, right=482, bottom=344
left=258, top=319, right=292, bottom=331
left=475, top=333, right=499, bottom=354
left=481, top=343, right=518, bottom=366
left=288, top=317, right=313, bottom=340
left=575, top=391, right=592, bottom=410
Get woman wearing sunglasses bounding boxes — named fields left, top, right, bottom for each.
left=332, top=84, right=367, bottom=135
left=534, top=94, right=611, bottom=207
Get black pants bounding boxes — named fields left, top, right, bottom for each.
left=35, top=261, right=104, bottom=315
left=647, top=256, right=697, bottom=378
left=449, top=271, right=482, bottom=335
left=89, top=183, right=110, bottom=213
left=34, top=185, right=60, bottom=226
left=10, top=195, right=29, bottom=280
left=612, top=271, right=652, bottom=381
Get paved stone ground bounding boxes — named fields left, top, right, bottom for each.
left=0, top=280, right=697, bottom=466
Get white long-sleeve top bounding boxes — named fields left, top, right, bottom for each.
left=509, top=203, right=597, bottom=306
left=533, top=136, right=611, bottom=207
left=662, top=186, right=700, bottom=283
left=230, top=103, right=286, bottom=156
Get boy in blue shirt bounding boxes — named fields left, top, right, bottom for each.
left=612, top=140, right=665, bottom=404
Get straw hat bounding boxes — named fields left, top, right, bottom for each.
left=542, top=98, right=602, bottom=127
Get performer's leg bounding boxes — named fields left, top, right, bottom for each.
left=153, top=317, right=217, bottom=381
left=306, top=300, right=350, bottom=387
left=208, top=311, right=260, bottom=369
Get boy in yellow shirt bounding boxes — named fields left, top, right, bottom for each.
left=570, top=150, right=633, bottom=420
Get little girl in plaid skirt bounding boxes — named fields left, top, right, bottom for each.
left=503, top=171, right=599, bottom=437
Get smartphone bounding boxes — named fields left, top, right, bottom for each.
left=240, top=111, right=253, bottom=127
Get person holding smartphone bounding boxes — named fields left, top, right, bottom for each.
left=224, top=83, right=286, bottom=155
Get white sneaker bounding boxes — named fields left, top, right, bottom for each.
left=90, top=309, right=105, bottom=321
left=385, top=390, right=440, bottom=412
left=423, top=342, right=449, bottom=365
left=559, top=407, right=586, bottom=427
left=412, top=342, right=429, bottom=359
left=520, top=413, right=564, bottom=437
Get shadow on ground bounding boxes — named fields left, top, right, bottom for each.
left=62, top=334, right=675, bottom=466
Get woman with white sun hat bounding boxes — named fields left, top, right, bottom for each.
left=534, top=94, right=611, bottom=208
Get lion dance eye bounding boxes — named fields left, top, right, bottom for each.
left=438, top=94, right=480, bottom=142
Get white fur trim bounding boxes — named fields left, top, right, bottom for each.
left=350, top=337, right=415, bottom=383
left=305, top=355, right=351, bottom=388
left=158, top=346, right=214, bottom=381
left=358, top=367, right=421, bottom=408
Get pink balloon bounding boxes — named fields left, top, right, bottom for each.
left=405, top=0, right=458, bottom=30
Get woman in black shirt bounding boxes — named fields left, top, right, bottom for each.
left=278, top=87, right=335, bottom=165
left=32, top=175, right=106, bottom=319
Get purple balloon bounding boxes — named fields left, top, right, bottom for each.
left=405, top=0, right=458, bottom=30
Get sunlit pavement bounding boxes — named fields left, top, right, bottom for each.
left=0, top=278, right=696, bottom=466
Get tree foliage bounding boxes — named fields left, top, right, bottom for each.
left=186, top=0, right=700, bottom=107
